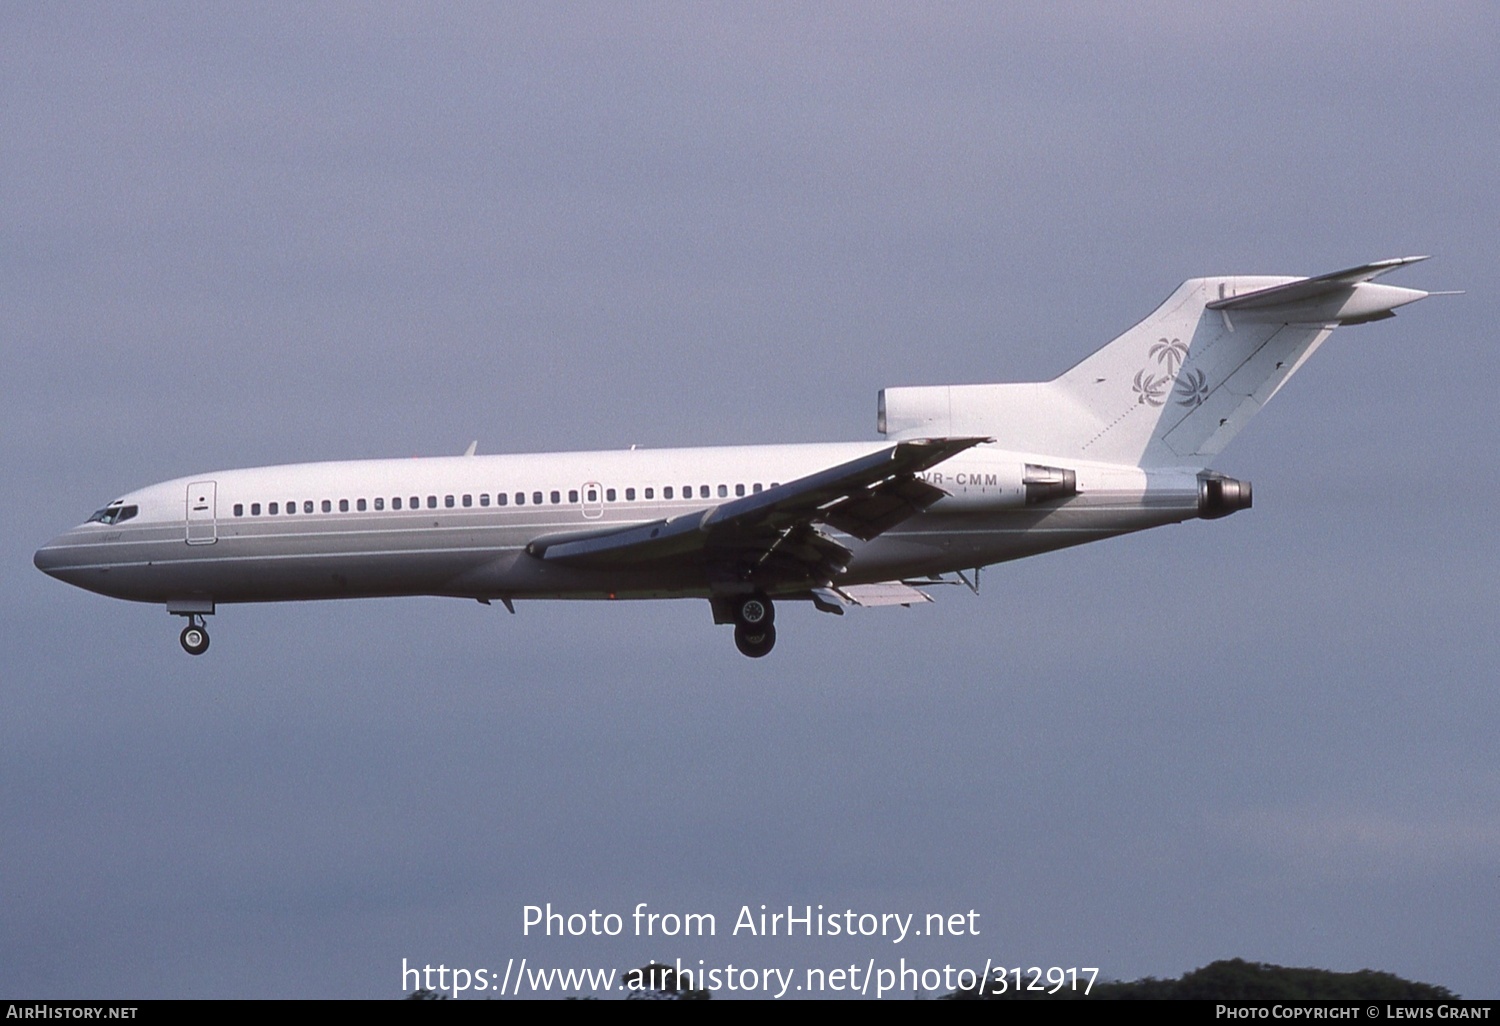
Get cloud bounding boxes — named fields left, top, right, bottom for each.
left=1211, top=805, right=1500, bottom=877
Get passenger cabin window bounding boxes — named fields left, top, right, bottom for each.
left=339, top=499, right=349, bottom=512
left=321, top=500, right=331, bottom=513
left=392, top=497, right=402, bottom=510
left=269, top=502, right=279, bottom=515
left=233, top=504, right=244, bottom=517
left=586, top=488, right=597, bottom=502
left=498, top=493, right=508, bottom=506
left=736, top=484, right=745, bottom=496
left=532, top=491, right=543, bottom=505
left=550, top=490, right=561, bottom=504
left=645, top=487, right=654, bottom=499
left=462, top=494, right=472, bottom=507
left=305, top=501, right=315, bottom=514
left=251, top=503, right=261, bottom=515
left=699, top=485, right=710, bottom=499
left=753, top=483, right=763, bottom=493
left=445, top=495, right=455, bottom=508
left=427, top=496, right=438, bottom=509
left=664, top=486, right=674, bottom=499
left=569, top=490, right=578, bottom=503
left=515, top=493, right=525, bottom=505
left=410, top=496, right=419, bottom=509
left=717, top=484, right=728, bottom=498
left=625, top=488, right=636, bottom=501
left=605, top=488, right=616, bottom=501
left=374, top=498, right=384, bottom=510
left=355, top=499, right=365, bottom=512
left=479, top=494, right=489, bottom=507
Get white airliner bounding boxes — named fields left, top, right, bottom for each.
left=35, top=257, right=1443, bottom=658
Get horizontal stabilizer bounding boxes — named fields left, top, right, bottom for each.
left=1206, top=256, right=1431, bottom=325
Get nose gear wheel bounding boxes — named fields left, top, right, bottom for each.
left=179, top=617, right=210, bottom=656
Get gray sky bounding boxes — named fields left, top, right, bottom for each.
left=4, top=2, right=1497, bottom=999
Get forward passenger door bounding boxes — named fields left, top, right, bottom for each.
left=185, top=481, right=217, bottom=544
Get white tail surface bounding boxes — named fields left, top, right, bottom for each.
left=879, top=259, right=1432, bottom=468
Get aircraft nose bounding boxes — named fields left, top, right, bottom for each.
left=34, top=536, right=69, bottom=579
left=35, top=529, right=134, bottom=600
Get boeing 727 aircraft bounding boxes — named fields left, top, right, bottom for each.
left=34, top=257, right=1443, bottom=657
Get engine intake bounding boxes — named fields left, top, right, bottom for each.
left=1023, top=464, right=1078, bottom=505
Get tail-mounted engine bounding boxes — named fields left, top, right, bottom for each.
left=1023, top=464, right=1078, bottom=505
left=1198, top=473, right=1252, bottom=519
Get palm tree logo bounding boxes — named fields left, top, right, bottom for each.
left=1175, top=368, right=1209, bottom=407
left=1150, top=337, right=1189, bottom=378
left=1133, top=370, right=1168, bottom=407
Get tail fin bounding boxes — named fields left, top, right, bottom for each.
left=879, top=257, right=1435, bottom=467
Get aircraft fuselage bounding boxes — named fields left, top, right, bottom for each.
left=33, top=441, right=1205, bottom=608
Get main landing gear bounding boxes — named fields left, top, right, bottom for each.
left=178, top=615, right=210, bottom=655
left=731, top=593, right=776, bottom=659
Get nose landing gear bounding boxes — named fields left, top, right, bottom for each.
left=168, top=600, right=215, bottom=656
left=178, top=616, right=210, bottom=655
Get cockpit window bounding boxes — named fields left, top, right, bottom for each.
left=87, top=504, right=138, bottom=525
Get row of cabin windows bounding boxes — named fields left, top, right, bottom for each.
left=229, top=482, right=780, bottom=519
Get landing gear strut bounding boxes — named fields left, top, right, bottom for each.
left=731, top=592, right=776, bottom=658
left=178, top=615, right=210, bottom=656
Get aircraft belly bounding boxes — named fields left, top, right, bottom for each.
left=847, top=499, right=1197, bottom=582
left=443, top=553, right=703, bottom=600
left=37, top=518, right=536, bottom=604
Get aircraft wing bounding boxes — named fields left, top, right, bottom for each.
left=525, top=437, right=987, bottom=582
